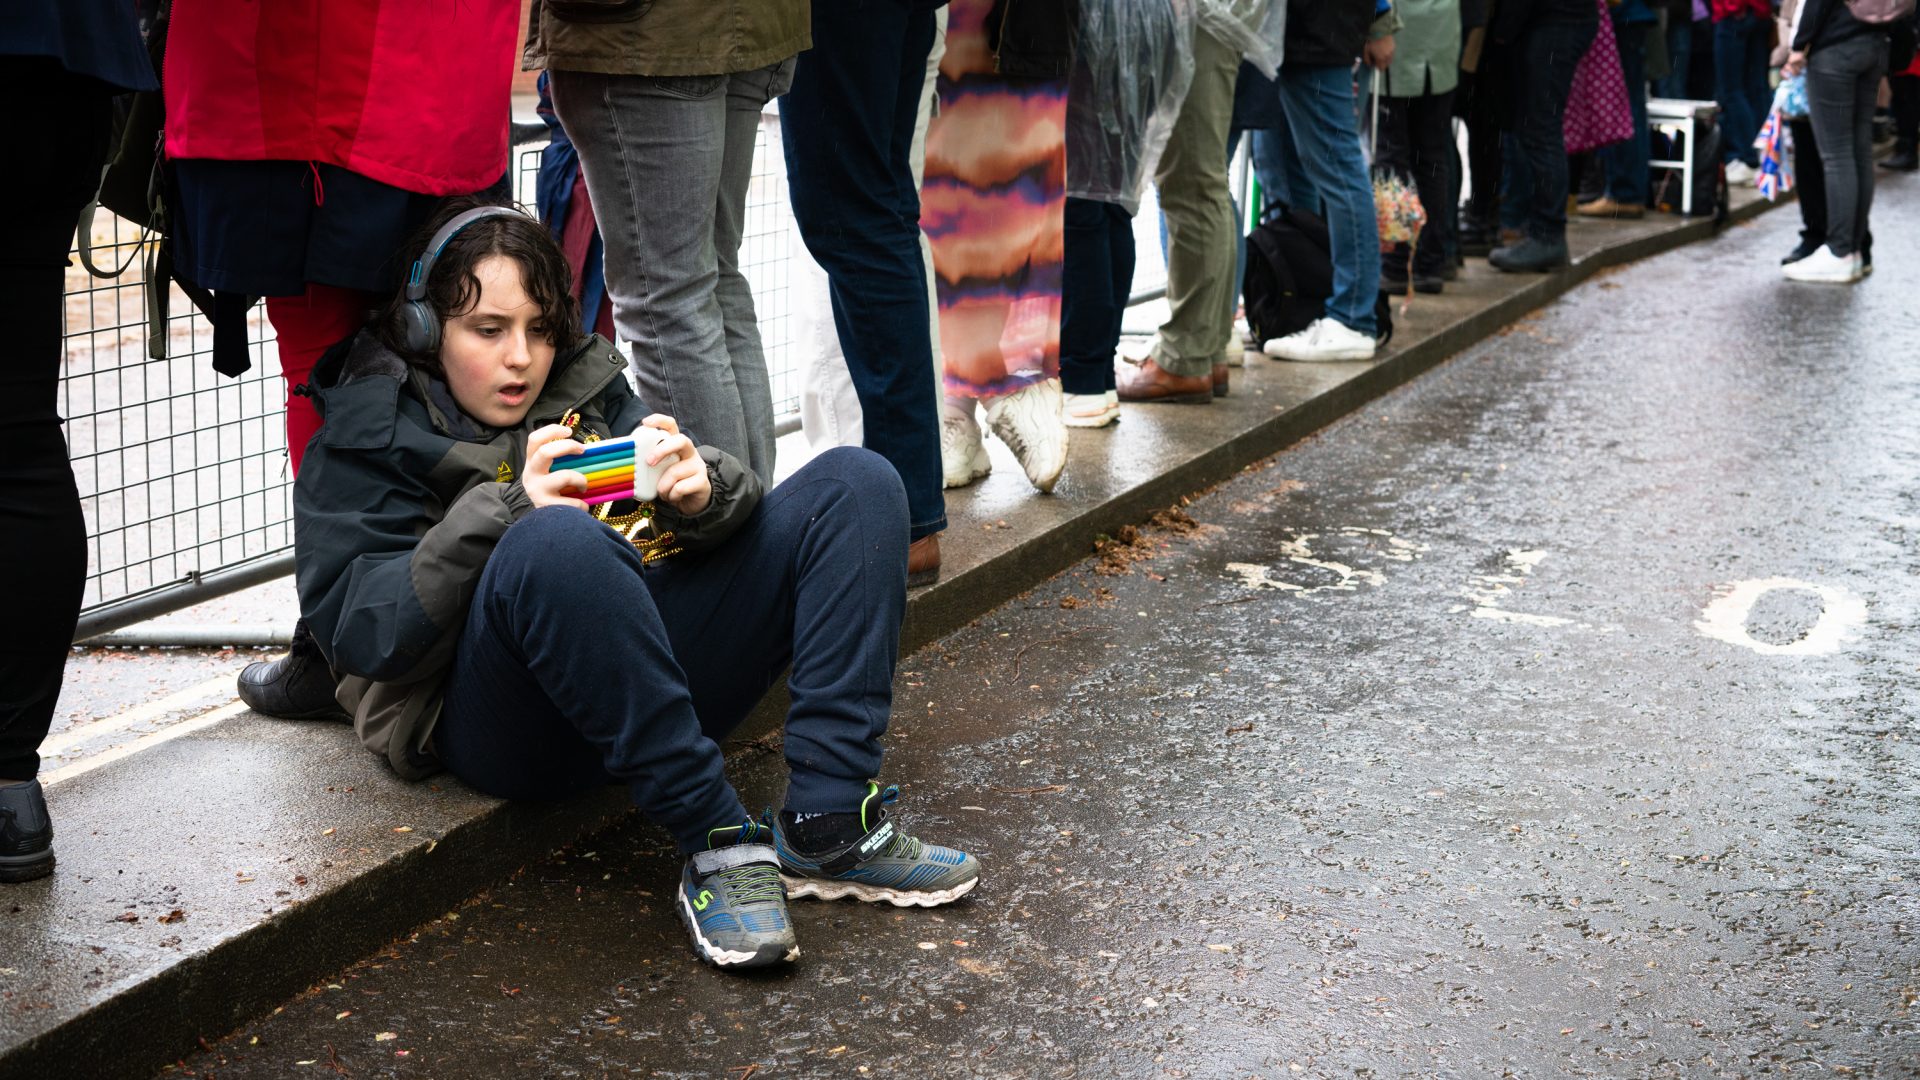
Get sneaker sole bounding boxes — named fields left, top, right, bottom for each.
left=0, top=850, right=54, bottom=884
left=674, top=888, right=799, bottom=968
left=1062, top=411, right=1119, bottom=429
left=1263, top=348, right=1375, bottom=363
left=780, top=873, right=978, bottom=908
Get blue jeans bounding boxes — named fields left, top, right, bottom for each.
left=780, top=2, right=945, bottom=541
left=1714, top=13, right=1771, bottom=166
left=1274, top=63, right=1379, bottom=336
left=436, top=448, right=910, bottom=855
left=1061, top=197, right=1133, bottom=396
left=1600, top=18, right=1653, bottom=205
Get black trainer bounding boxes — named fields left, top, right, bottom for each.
left=237, top=619, right=350, bottom=721
left=0, top=779, right=54, bottom=884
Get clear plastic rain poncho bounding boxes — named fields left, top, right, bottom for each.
left=1196, top=0, right=1284, bottom=79
left=1065, top=0, right=1196, bottom=215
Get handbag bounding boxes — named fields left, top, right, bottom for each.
left=1369, top=70, right=1427, bottom=304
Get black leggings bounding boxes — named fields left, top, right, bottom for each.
left=0, top=63, right=113, bottom=780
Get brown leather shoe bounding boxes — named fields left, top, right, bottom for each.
left=1573, top=196, right=1645, bottom=219
left=1115, top=358, right=1212, bottom=404
left=1212, top=362, right=1229, bottom=398
left=907, top=534, right=940, bottom=588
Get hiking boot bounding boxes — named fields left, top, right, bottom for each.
left=678, top=817, right=799, bottom=969
left=1574, top=196, right=1645, bottom=219
left=775, top=782, right=979, bottom=908
left=907, top=534, right=941, bottom=589
left=1488, top=235, right=1570, bottom=273
left=0, top=779, right=54, bottom=884
left=237, top=620, right=349, bottom=721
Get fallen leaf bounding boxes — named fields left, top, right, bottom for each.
left=336, top=1011, right=352, bottom=1020
left=917, top=941, right=938, bottom=950
left=375, top=1032, right=397, bottom=1041
left=393, top=826, right=413, bottom=834
left=321, top=828, right=336, bottom=836
left=158, top=909, right=186, bottom=925
left=112, top=911, right=139, bottom=923
left=1206, top=943, right=1233, bottom=954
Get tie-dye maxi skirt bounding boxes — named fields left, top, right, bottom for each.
left=923, top=0, right=1069, bottom=402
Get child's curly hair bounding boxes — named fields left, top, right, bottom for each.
left=376, top=198, right=583, bottom=374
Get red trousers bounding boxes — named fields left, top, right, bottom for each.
left=264, top=284, right=375, bottom=475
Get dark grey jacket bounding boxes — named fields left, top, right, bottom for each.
left=294, top=331, right=762, bottom=778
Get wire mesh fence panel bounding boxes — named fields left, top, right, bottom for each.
left=63, top=210, right=293, bottom=619
left=66, top=113, right=1190, bottom=625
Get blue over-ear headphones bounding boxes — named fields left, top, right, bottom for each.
left=399, top=205, right=533, bottom=355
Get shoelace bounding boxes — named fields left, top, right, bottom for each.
left=714, top=861, right=786, bottom=905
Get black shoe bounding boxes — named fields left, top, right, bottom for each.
left=1488, top=236, right=1570, bottom=273
left=237, top=620, right=349, bottom=721
left=1880, top=148, right=1918, bottom=171
left=1458, top=223, right=1495, bottom=257
left=0, top=780, right=54, bottom=884
left=1781, top=237, right=1821, bottom=265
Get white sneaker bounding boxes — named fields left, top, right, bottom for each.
left=1063, top=389, right=1119, bottom=429
left=983, top=378, right=1068, bottom=493
left=1724, top=160, right=1757, bottom=185
left=939, top=401, right=991, bottom=489
left=1262, top=318, right=1377, bottom=363
left=1229, top=318, right=1253, bottom=366
left=1780, top=245, right=1863, bottom=283
left=1116, top=335, right=1155, bottom=364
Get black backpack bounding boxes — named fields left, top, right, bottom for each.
left=1242, top=206, right=1393, bottom=350
left=1649, top=120, right=1730, bottom=224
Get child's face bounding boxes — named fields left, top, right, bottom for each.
left=439, top=255, right=557, bottom=429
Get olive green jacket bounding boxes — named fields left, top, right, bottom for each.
left=523, top=0, right=810, bottom=77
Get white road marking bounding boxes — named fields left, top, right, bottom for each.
left=1455, top=549, right=1592, bottom=629
left=1694, top=577, right=1867, bottom=656
left=41, top=700, right=250, bottom=787
left=1226, top=528, right=1426, bottom=595
left=39, top=666, right=254, bottom=757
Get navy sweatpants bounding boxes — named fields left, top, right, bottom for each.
left=434, top=447, right=909, bottom=853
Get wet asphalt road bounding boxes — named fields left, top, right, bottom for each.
left=165, top=201, right=1920, bottom=1078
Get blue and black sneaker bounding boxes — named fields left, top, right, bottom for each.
left=774, top=783, right=979, bottom=907
left=677, top=817, right=798, bottom=969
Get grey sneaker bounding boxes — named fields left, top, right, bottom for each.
left=774, top=783, right=979, bottom=907
left=676, top=817, right=798, bottom=969
left=0, top=779, right=54, bottom=884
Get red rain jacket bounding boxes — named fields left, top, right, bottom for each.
left=163, top=0, right=519, bottom=195
left=1711, top=0, right=1771, bottom=20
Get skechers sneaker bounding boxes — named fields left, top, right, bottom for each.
left=775, top=783, right=979, bottom=907
left=677, top=817, right=798, bottom=969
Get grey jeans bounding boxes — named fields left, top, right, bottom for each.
left=1805, top=32, right=1888, bottom=258
left=550, top=60, right=797, bottom=483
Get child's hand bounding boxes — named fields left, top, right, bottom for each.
left=636, top=415, right=710, bottom=517
left=522, top=424, right=589, bottom=511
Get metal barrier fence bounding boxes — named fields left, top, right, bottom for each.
left=64, top=109, right=1182, bottom=641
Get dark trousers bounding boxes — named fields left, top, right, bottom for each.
left=1713, top=12, right=1772, bottom=166
left=0, top=65, right=113, bottom=781
left=1059, top=197, right=1134, bottom=396
left=780, top=1, right=945, bottom=542
left=1787, top=115, right=1871, bottom=260
left=1377, top=90, right=1457, bottom=277
left=1600, top=18, right=1653, bottom=205
left=1510, top=9, right=1598, bottom=242
left=435, top=448, right=909, bottom=854
left=1459, top=67, right=1505, bottom=228
left=1806, top=31, right=1890, bottom=257
left=1890, top=73, right=1920, bottom=150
